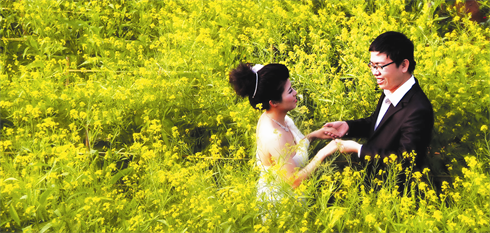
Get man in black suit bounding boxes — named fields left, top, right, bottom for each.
left=326, top=31, right=434, bottom=173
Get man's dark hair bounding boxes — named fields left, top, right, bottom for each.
left=369, top=31, right=416, bottom=73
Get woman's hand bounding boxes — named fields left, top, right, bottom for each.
left=334, top=139, right=361, bottom=153
left=307, top=127, right=339, bottom=141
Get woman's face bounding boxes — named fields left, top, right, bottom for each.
left=276, top=79, right=297, bottom=111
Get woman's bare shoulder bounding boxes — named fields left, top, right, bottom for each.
left=257, top=119, right=283, bottom=144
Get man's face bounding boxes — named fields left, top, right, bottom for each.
left=369, top=51, right=408, bottom=93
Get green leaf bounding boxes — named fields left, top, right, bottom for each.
left=9, top=204, right=21, bottom=226
left=4, top=177, right=18, bottom=182
left=54, top=209, right=62, bottom=217
left=109, top=167, right=134, bottom=186
left=39, top=189, right=54, bottom=207
left=156, top=219, right=169, bottom=227
left=39, top=222, right=53, bottom=233
left=223, top=224, right=232, bottom=233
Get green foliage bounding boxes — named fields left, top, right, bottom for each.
left=0, top=0, right=489, bottom=232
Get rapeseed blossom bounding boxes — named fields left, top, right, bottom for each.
left=0, top=0, right=489, bottom=232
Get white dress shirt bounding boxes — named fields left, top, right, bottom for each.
left=357, top=76, right=416, bottom=157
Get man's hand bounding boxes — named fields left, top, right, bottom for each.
left=323, top=121, right=349, bottom=138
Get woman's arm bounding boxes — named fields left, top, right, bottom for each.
left=268, top=138, right=338, bottom=189
left=289, top=140, right=338, bottom=188
left=284, top=116, right=337, bottom=143
left=306, top=127, right=339, bottom=142
left=261, top=117, right=338, bottom=189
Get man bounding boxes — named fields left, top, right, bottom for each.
left=326, top=31, right=434, bottom=172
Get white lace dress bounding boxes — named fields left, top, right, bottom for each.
left=256, top=115, right=310, bottom=203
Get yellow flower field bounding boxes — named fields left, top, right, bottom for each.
left=0, top=0, right=489, bottom=232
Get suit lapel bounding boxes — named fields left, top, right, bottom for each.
left=372, top=80, right=421, bottom=135
left=374, top=102, right=403, bottom=133
left=370, top=92, right=386, bottom=134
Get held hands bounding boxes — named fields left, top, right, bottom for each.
left=308, top=127, right=340, bottom=141
left=317, top=127, right=340, bottom=140
left=323, top=121, right=349, bottom=138
left=309, top=121, right=348, bottom=140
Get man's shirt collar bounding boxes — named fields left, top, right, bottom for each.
left=383, top=75, right=415, bottom=107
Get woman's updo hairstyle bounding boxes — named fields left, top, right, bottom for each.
left=229, top=63, right=289, bottom=110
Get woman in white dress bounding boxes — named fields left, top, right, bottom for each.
left=229, top=63, right=338, bottom=203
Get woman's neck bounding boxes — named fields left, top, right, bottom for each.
left=265, top=109, right=287, bottom=125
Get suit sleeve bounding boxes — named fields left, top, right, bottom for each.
left=346, top=116, right=373, bottom=138
left=346, top=93, right=384, bottom=138
left=359, top=102, right=433, bottom=163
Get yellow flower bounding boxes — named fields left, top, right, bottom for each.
left=70, top=109, right=78, bottom=119
left=172, top=126, right=180, bottom=138
left=389, top=154, right=397, bottom=162
left=481, top=125, right=488, bottom=132
left=365, top=214, right=376, bottom=225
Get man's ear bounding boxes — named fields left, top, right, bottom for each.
left=401, top=59, right=410, bottom=73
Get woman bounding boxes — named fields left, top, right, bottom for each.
left=229, top=63, right=338, bottom=203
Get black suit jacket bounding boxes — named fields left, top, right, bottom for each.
left=346, top=78, right=434, bottom=169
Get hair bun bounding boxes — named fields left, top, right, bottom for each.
left=228, top=63, right=256, bottom=98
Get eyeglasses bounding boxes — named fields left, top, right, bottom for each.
left=368, top=61, right=395, bottom=71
